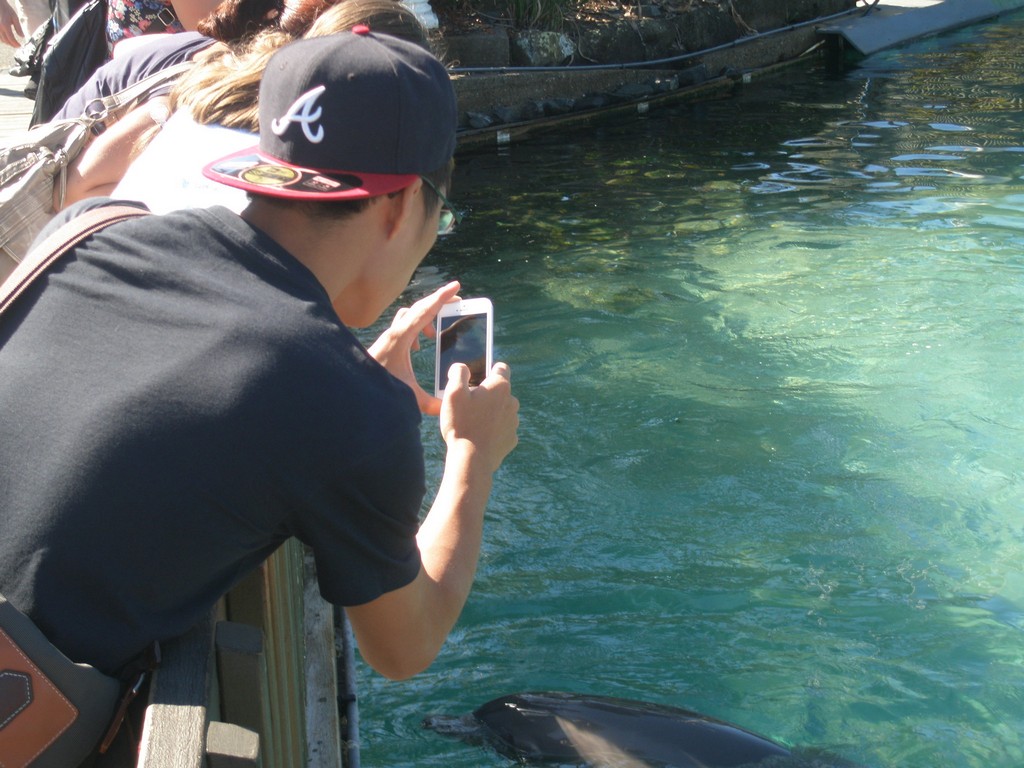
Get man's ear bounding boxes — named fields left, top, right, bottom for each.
left=381, top=178, right=424, bottom=241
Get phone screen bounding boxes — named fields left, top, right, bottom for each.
left=437, top=312, right=489, bottom=387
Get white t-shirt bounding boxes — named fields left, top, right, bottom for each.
left=114, top=111, right=254, bottom=214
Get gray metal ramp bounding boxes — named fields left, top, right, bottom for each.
left=819, top=0, right=1024, bottom=57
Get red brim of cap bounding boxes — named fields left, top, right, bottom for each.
left=201, top=147, right=418, bottom=200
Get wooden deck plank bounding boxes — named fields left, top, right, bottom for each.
left=0, top=47, right=33, bottom=140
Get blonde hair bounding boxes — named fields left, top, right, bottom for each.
left=168, top=0, right=430, bottom=132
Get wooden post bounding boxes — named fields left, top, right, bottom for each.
left=335, top=608, right=361, bottom=768
left=261, top=541, right=306, bottom=767
left=223, top=541, right=307, bottom=767
left=303, top=550, right=342, bottom=767
left=141, top=540, right=352, bottom=767
left=205, top=722, right=261, bottom=768
left=215, top=620, right=270, bottom=742
left=137, top=611, right=215, bottom=768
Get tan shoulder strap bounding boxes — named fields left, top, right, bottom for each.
left=0, top=204, right=149, bottom=318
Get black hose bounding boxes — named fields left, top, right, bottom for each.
left=449, top=5, right=861, bottom=74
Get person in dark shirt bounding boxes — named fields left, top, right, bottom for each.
left=0, top=23, right=517, bottom=732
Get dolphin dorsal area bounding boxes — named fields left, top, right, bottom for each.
left=424, top=691, right=793, bottom=767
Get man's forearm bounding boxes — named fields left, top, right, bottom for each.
left=346, top=444, right=495, bottom=680
left=416, top=441, right=495, bottom=626
left=346, top=362, right=517, bottom=680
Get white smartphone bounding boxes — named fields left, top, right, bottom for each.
left=435, top=298, right=494, bottom=397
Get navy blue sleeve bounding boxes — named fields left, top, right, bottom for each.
left=52, top=33, right=214, bottom=121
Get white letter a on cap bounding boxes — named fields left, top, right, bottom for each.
left=271, top=85, right=327, bottom=143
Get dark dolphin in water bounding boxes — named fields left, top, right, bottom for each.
left=424, top=692, right=858, bottom=768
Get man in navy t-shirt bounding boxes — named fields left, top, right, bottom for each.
left=0, top=24, right=518, bottom=728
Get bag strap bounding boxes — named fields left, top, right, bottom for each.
left=0, top=204, right=149, bottom=318
left=83, top=60, right=195, bottom=134
left=98, top=640, right=161, bottom=754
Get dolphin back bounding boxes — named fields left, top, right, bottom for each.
left=466, top=691, right=792, bottom=767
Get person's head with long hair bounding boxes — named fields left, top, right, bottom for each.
left=304, top=0, right=425, bottom=40
left=170, top=0, right=430, bottom=131
left=196, top=0, right=285, bottom=42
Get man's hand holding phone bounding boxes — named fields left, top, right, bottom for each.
left=367, top=285, right=516, bottom=461
left=436, top=296, right=517, bottom=475
left=441, top=359, right=518, bottom=475
left=367, top=281, right=461, bottom=416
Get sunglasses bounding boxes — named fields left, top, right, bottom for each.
left=420, top=176, right=464, bottom=235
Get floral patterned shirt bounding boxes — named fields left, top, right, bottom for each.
left=106, top=0, right=184, bottom=47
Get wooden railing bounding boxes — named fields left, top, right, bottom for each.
left=136, top=539, right=357, bottom=767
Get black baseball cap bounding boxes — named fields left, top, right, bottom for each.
left=203, top=27, right=457, bottom=199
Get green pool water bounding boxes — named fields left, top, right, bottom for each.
left=357, top=12, right=1024, bottom=767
